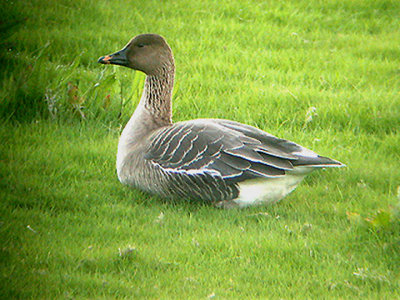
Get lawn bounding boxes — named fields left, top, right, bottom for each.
left=1, top=0, right=399, bottom=298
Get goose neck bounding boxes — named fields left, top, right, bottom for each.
left=142, top=63, right=175, bottom=125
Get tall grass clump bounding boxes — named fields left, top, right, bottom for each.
left=1, top=0, right=146, bottom=124
left=0, top=39, right=144, bottom=124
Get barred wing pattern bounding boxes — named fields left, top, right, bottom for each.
left=144, top=119, right=339, bottom=202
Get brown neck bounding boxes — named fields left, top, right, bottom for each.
left=142, top=62, right=175, bottom=125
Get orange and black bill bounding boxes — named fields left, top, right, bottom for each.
left=98, top=47, right=129, bottom=66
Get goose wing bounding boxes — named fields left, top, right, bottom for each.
left=145, top=119, right=340, bottom=186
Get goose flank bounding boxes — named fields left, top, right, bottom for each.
left=98, top=34, right=344, bottom=208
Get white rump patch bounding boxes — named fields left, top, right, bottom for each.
left=233, top=170, right=308, bottom=207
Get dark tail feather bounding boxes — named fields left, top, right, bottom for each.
left=292, top=155, right=345, bottom=168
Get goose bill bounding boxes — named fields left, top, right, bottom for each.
left=98, top=48, right=129, bottom=66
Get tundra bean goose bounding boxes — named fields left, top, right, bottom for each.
left=98, top=34, right=344, bottom=208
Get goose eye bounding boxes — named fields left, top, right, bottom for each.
left=137, top=43, right=145, bottom=48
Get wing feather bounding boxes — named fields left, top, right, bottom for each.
left=219, top=153, right=251, bottom=170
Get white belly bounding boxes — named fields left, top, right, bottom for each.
left=233, top=168, right=311, bottom=207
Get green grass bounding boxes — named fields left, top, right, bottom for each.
left=1, top=0, right=400, bottom=298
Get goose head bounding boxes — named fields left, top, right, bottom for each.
left=98, top=34, right=174, bottom=76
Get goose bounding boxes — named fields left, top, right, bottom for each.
left=98, top=34, right=344, bottom=208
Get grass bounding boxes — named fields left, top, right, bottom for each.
left=1, top=0, right=400, bottom=298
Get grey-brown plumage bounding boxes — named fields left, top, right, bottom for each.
left=98, top=34, right=344, bottom=208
